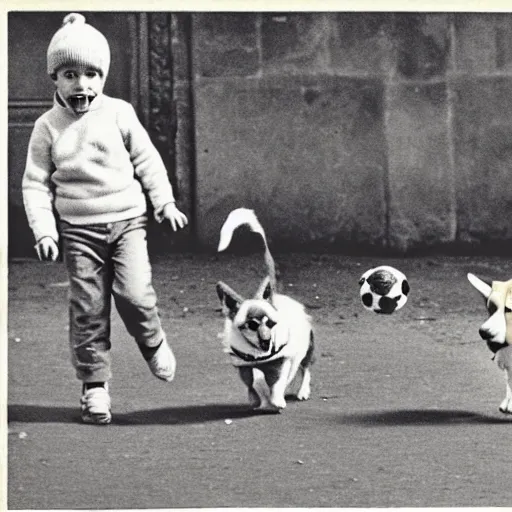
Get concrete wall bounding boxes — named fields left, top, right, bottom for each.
left=191, top=12, right=512, bottom=253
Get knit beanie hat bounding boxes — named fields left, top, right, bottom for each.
left=47, top=13, right=110, bottom=77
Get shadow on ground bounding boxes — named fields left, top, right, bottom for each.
left=338, top=408, right=512, bottom=426
left=11, top=404, right=512, bottom=427
left=8, top=403, right=268, bottom=426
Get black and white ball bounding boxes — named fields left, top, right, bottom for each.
left=358, top=266, right=410, bottom=314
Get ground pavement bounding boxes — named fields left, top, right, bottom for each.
left=7, top=252, right=512, bottom=508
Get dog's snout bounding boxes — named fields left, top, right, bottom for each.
left=477, top=311, right=507, bottom=344
left=479, top=327, right=493, bottom=340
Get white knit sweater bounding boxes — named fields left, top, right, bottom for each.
left=22, top=93, right=176, bottom=242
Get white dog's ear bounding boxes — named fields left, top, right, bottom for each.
left=255, top=276, right=273, bottom=302
left=467, top=273, right=492, bottom=299
left=216, top=281, right=245, bottom=317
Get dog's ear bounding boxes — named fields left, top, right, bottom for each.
left=216, top=281, right=244, bottom=317
left=467, top=273, right=492, bottom=299
left=255, top=276, right=273, bottom=302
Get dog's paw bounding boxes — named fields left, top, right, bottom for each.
left=499, top=397, right=512, bottom=414
left=296, top=383, right=311, bottom=401
left=254, top=402, right=283, bottom=414
left=269, top=395, right=287, bottom=410
left=253, top=396, right=272, bottom=410
left=248, top=390, right=261, bottom=408
left=296, top=390, right=310, bottom=401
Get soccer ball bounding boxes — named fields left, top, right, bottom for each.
left=358, top=265, right=410, bottom=314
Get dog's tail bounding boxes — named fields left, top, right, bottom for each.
left=218, top=208, right=276, bottom=290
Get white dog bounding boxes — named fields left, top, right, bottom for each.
left=467, top=273, right=512, bottom=414
left=216, top=208, right=315, bottom=412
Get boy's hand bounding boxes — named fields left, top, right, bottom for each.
left=35, top=237, right=59, bottom=262
left=162, top=203, right=189, bottom=232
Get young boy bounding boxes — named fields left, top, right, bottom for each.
left=22, top=13, right=189, bottom=425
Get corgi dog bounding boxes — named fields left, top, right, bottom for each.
left=467, top=273, right=512, bottom=414
left=216, top=208, right=315, bottom=412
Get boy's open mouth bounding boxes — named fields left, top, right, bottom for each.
left=68, top=94, right=95, bottom=113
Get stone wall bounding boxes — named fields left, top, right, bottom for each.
left=191, top=12, right=512, bottom=253
left=9, top=12, right=512, bottom=257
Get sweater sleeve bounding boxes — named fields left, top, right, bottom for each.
left=118, top=103, right=176, bottom=220
left=22, top=118, right=59, bottom=243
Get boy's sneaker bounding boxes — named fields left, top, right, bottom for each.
left=146, top=339, right=176, bottom=382
left=81, top=383, right=111, bottom=425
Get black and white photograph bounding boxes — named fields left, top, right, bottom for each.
left=5, top=5, right=512, bottom=509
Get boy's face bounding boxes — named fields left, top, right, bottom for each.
left=53, top=65, right=105, bottom=115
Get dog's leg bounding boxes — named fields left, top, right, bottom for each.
left=499, top=370, right=512, bottom=414
left=297, top=367, right=312, bottom=401
left=495, top=346, right=512, bottom=414
left=262, top=358, right=291, bottom=410
left=238, top=366, right=262, bottom=409
left=252, top=369, right=273, bottom=409
left=296, top=330, right=315, bottom=401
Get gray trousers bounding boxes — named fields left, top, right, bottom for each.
left=60, top=215, right=164, bottom=383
